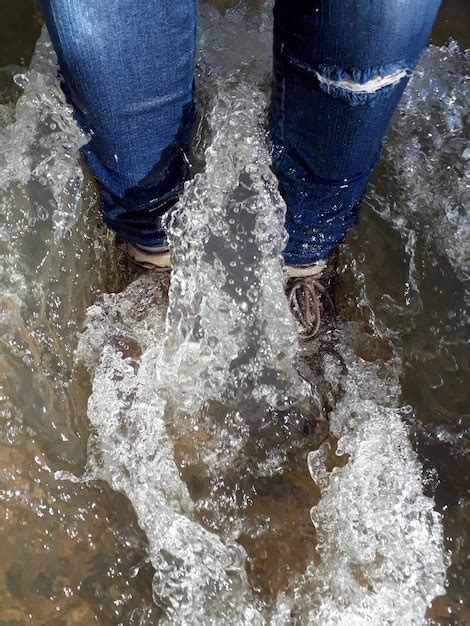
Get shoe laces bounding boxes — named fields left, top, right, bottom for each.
left=287, top=274, right=335, bottom=341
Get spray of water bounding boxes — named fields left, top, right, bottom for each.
left=368, top=42, right=470, bottom=281
left=74, top=21, right=312, bottom=619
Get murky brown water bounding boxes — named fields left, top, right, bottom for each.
left=0, top=1, right=468, bottom=624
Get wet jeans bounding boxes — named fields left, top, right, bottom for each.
left=40, top=0, right=441, bottom=265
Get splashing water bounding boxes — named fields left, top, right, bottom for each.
left=303, top=346, right=446, bottom=625
left=368, top=41, right=470, bottom=280
left=74, top=14, right=313, bottom=619
left=1, top=1, right=468, bottom=623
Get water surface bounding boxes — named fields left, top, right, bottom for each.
left=0, top=1, right=468, bottom=623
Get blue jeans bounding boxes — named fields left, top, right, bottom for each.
left=40, top=0, right=440, bottom=265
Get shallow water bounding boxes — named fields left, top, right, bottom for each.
left=0, top=1, right=468, bottom=624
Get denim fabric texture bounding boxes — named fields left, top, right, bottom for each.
left=40, top=0, right=197, bottom=248
left=271, top=0, right=441, bottom=264
left=41, top=0, right=441, bottom=263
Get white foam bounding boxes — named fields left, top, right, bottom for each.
left=304, top=343, right=447, bottom=625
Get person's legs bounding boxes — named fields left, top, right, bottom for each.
left=40, top=0, right=197, bottom=250
left=271, top=0, right=441, bottom=268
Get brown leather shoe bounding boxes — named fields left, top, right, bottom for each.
left=285, top=255, right=337, bottom=341
left=126, top=243, right=171, bottom=270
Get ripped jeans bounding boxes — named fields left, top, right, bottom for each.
left=40, top=0, right=441, bottom=266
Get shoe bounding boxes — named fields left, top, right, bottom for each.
left=285, top=255, right=337, bottom=341
left=126, top=243, right=171, bottom=271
